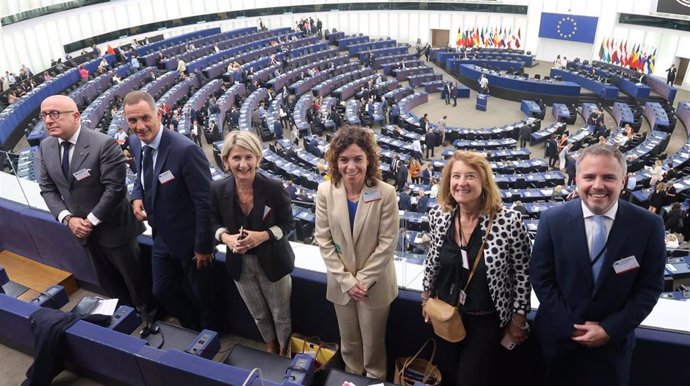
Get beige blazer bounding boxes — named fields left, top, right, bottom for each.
left=315, top=179, right=399, bottom=308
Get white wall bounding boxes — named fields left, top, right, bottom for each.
left=1, top=0, right=689, bottom=88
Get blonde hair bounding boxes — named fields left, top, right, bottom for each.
left=220, top=130, right=263, bottom=170
left=437, top=150, right=502, bottom=214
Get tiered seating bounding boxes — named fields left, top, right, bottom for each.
left=291, top=63, right=361, bottom=96
left=612, top=101, right=642, bottom=130
left=238, top=88, right=269, bottom=131
left=311, top=66, right=374, bottom=98
left=677, top=102, right=690, bottom=134
left=331, top=72, right=379, bottom=101
left=177, top=80, right=223, bottom=136
left=520, top=100, right=544, bottom=119
left=551, top=103, right=576, bottom=124
left=345, top=100, right=361, bottom=125
left=138, top=27, right=223, bottom=63
left=644, top=101, right=671, bottom=132
left=373, top=53, right=416, bottom=69
left=267, top=50, right=346, bottom=91
left=530, top=121, right=566, bottom=145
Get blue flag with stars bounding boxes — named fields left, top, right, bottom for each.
left=538, top=13, right=598, bottom=43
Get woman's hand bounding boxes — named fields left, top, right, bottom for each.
left=505, top=314, right=529, bottom=345
left=220, top=232, right=244, bottom=254
left=347, top=282, right=368, bottom=301
left=421, top=290, right=430, bottom=323
left=234, top=230, right=270, bottom=254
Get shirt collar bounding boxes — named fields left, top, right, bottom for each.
left=58, top=125, right=81, bottom=146
left=581, top=200, right=618, bottom=220
left=146, top=126, right=164, bottom=150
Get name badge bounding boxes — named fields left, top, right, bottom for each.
left=461, top=249, right=469, bottom=269
left=73, top=168, right=91, bottom=181
left=158, top=170, right=175, bottom=184
left=458, top=290, right=467, bottom=305
left=613, top=255, right=640, bottom=274
left=363, top=189, right=382, bottom=203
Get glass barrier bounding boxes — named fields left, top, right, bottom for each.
left=0, top=149, right=48, bottom=211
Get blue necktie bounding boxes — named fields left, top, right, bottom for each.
left=591, top=215, right=607, bottom=283
left=61, top=142, right=71, bottom=180
left=142, top=145, right=154, bottom=207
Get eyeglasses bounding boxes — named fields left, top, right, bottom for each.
left=39, top=110, right=74, bottom=120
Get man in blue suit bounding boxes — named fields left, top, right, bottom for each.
left=125, top=90, right=216, bottom=331
left=531, top=144, right=666, bottom=386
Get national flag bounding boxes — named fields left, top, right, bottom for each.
left=649, top=47, right=657, bottom=73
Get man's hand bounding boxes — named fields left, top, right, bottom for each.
left=571, top=321, right=609, bottom=348
left=132, top=199, right=147, bottom=221
left=194, top=252, right=213, bottom=270
left=68, top=217, right=93, bottom=239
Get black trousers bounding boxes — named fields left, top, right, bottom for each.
left=87, top=238, right=156, bottom=322
left=151, top=236, right=216, bottom=331
left=435, top=313, right=503, bottom=386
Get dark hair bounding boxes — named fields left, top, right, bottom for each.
left=123, top=90, right=156, bottom=112
left=326, top=126, right=381, bottom=187
left=576, top=143, right=627, bottom=177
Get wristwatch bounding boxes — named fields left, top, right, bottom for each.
left=62, top=215, right=72, bottom=225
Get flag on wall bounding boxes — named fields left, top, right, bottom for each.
left=455, top=26, right=522, bottom=49
left=538, top=13, right=599, bottom=43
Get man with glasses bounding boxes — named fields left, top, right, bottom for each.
left=37, top=95, right=157, bottom=335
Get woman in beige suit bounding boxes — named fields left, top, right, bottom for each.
left=315, top=126, right=399, bottom=380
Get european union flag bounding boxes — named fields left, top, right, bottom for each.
left=538, top=13, right=598, bottom=44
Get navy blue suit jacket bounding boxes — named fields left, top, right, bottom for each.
left=531, top=199, right=665, bottom=360
left=131, top=129, right=213, bottom=259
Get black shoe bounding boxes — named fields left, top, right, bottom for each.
left=140, top=321, right=160, bottom=337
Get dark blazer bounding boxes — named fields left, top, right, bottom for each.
left=398, top=192, right=412, bottom=211
left=38, top=127, right=143, bottom=247
left=130, top=128, right=213, bottom=259
left=210, top=173, right=295, bottom=282
left=531, top=199, right=665, bottom=375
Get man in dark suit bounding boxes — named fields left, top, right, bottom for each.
left=396, top=161, right=409, bottom=192
left=126, top=91, right=216, bottom=331
left=666, top=64, right=676, bottom=86
left=398, top=185, right=412, bottom=211
left=443, top=82, right=452, bottom=105
left=415, top=189, right=429, bottom=213
left=519, top=123, right=531, bottom=148
left=545, top=134, right=558, bottom=168
left=531, top=144, right=666, bottom=386
left=37, top=95, right=155, bottom=333
left=424, top=128, right=436, bottom=158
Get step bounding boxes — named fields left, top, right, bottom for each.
left=0, top=250, right=78, bottom=300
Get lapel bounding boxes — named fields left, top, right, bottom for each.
left=565, top=200, right=595, bottom=286
left=593, top=200, right=629, bottom=293
left=46, top=138, right=69, bottom=186
left=69, top=129, right=91, bottom=187
left=332, top=183, right=354, bottom=249
left=251, top=174, right=267, bottom=228
left=352, top=183, right=376, bottom=246
left=151, top=129, right=172, bottom=206
left=222, top=177, right=238, bottom=232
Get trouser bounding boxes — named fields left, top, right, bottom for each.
left=87, top=238, right=156, bottom=322
left=151, top=237, right=216, bottom=330
left=333, top=301, right=390, bottom=380
left=234, top=254, right=292, bottom=348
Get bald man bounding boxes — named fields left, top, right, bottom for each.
left=37, top=95, right=157, bottom=335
